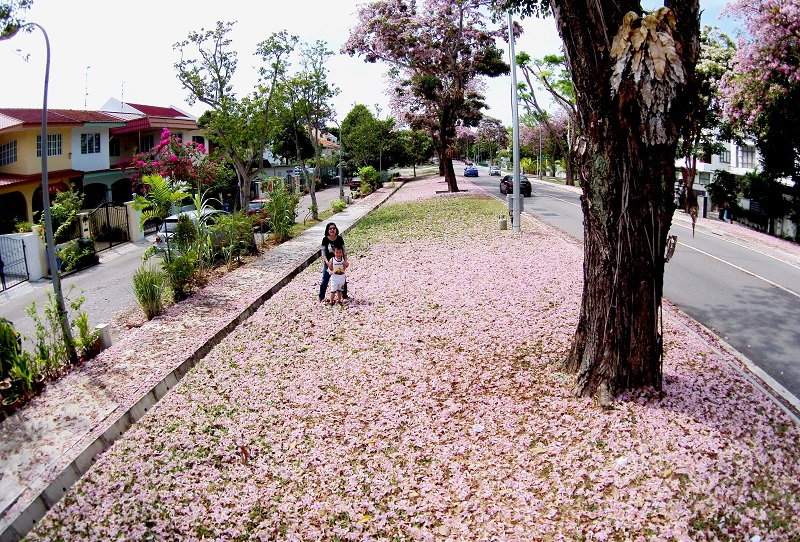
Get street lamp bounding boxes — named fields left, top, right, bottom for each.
left=332, top=119, right=345, bottom=200
left=507, top=11, right=522, bottom=232
left=2, top=22, right=76, bottom=362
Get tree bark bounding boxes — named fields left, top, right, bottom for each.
left=551, top=0, right=699, bottom=403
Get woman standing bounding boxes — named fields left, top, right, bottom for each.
left=319, top=222, right=348, bottom=302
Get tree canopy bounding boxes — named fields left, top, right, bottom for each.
left=343, top=0, right=509, bottom=192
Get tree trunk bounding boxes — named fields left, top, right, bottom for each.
left=552, top=0, right=699, bottom=404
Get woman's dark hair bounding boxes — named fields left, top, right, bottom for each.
left=325, top=222, right=339, bottom=236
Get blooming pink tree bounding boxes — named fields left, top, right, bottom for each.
left=343, top=0, right=509, bottom=192
left=720, top=0, right=800, bottom=127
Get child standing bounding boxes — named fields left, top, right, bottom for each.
left=328, top=246, right=347, bottom=305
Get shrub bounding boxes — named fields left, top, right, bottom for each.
left=266, top=179, right=301, bottom=243
left=214, top=211, right=256, bottom=268
left=58, top=239, right=99, bottom=274
left=330, top=199, right=347, bottom=213
left=162, top=253, right=197, bottom=301
left=132, top=263, right=168, bottom=319
left=358, top=166, right=381, bottom=195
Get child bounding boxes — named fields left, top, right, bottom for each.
left=328, top=246, right=347, bottom=305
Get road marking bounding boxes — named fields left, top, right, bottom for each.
left=671, top=221, right=800, bottom=269
left=678, top=242, right=800, bottom=299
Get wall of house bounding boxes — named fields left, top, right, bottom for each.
left=71, top=128, right=111, bottom=172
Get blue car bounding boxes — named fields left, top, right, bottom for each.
left=464, top=165, right=478, bottom=177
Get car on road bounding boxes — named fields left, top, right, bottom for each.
left=349, top=177, right=362, bottom=191
left=155, top=209, right=228, bottom=253
left=500, top=174, right=532, bottom=197
left=464, top=165, right=479, bottom=177
left=488, top=165, right=501, bottom=176
left=463, top=160, right=473, bottom=166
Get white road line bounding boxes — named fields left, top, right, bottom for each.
left=678, top=241, right=800, bottom=299
left=671, top=221, right=799, bottom=268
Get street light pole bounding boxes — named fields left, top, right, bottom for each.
left=3, top=22, right=76, bottom=362
left=507, top=11, right=522, bottom=232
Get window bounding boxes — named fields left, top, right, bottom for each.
left=109, top=138, right=120, bottom=157
left=719, top=147, right=730, bottom=164
left=81, top=133, right=101, bottom=154
left=140, top=135, right=154, bottom=152
left=36, top=133, right=62, bottom=157
left=192, top=135, right=204, bottom=146
left=740, top=146, right=755, bottom=168
left=0, top=140, right=17, bottom=166
left=699, top=172, right=711, bottom=186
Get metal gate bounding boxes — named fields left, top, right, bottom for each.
left=0, top=236, right=29, bottom=291
left=88, top=200, right=130, bottom=252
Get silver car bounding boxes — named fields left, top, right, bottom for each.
left=154, top=209, right=227, bottom=253
left=489, top=165, right=501, bottom=176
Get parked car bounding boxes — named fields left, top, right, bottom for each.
left=154, top=209, right=228, bottom=253
left=464, top=160, right=473, bottom=166
left=499, top=174, right=532, bottom=197
left=247, top=198, right=270, bottom=227
left=349, top=177, right=362, bottom=190
left=489, top=165, right=501, bottom=176
left=464, top=165, right=479, bottom=177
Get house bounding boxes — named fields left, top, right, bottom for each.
left=0, top=108, right=125, bottom=234
left=0, top=101, right=210, bottom=235
left=678, top=140, right=797, bottom=238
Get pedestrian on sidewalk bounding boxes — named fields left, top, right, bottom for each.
left=319, top=222, right=349, bottom=302
left=327, top=246, right=347, bottom=305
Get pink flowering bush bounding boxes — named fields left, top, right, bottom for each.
left=27, top=176, right=800, bottom=540
left=123, top=128, right=227, bottom=191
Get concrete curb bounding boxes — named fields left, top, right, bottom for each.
left=0, top=182, right=404, bottom=542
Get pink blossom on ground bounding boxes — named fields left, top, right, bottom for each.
left=27, top=176, right=800, bottom=541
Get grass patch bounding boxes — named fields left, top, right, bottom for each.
left=346, top=194, right=505, bottom=254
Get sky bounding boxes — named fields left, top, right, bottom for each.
left=1, top=0, right=741, bottom=128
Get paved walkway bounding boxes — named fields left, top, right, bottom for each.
left=0, top=183, right=401, bottom=542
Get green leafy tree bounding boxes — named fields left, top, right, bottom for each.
left=174, top=23, right=291, bottom=209
left=281, top=40, right=339, bottom=220
left=516, top=52, right=577, bottom=184
left=0, top=0, right=31, bottom=39
left=676, top=26, right=736, bottom=224
left=403, top=129, right=434, bottom=176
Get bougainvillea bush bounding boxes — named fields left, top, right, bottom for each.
left=28, top=177, right=800, bottom=540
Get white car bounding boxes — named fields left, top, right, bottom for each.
left=154, top=209, right=227, bottom=253
left=489, top=165, right=501, bottom=176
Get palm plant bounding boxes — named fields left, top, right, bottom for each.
left=131, top=175, right=190, bottom=229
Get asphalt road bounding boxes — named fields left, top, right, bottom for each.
left=467, top=163, right=800, bottom=401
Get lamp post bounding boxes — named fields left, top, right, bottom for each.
left=332, top=119, right=345, bottom=200
left=507, top=11, right=522, bottom=232
left=2, top=22, right=76, bottom=362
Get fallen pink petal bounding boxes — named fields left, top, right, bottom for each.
left=22, top=176, right=800, bottom=541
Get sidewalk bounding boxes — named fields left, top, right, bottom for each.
left=0, top=183, right=401, bottom=542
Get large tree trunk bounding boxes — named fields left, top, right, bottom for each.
left=552, top=0, right=700, bottom=404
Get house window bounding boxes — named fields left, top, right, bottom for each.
left=109, top=138, right=120, bottom=157
left=192, top=135, right=204, bottom=146
left=740, top=146, right=755, bottom=168
left=699, top=172, right=711, bottom=186
left=0, top=140, right=17, bottom=166
left=174, top=133, right=183, bottom=142
left=139, top=135, right=154, bottom=152
left=719, top=147, right=730, bottom=164
left=36, top=133, right=62, bottom=157
left=81, top=133, right=101, bottom=154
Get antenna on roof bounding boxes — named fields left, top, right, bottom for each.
left=121, top=81, right=125, bottom=105
left=84, top=66, right=90, bottom=108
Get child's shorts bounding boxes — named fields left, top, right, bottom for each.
left=331, top=282, right=345, bottom=293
